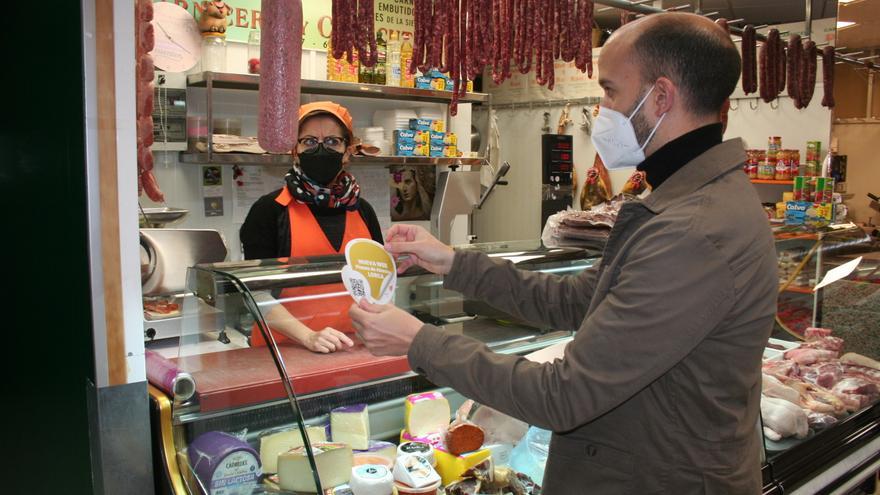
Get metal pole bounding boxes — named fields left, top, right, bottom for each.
left=694, top=0, right=703, bottom=15
left=804, top=0, right=813, bottom=40
left=868, top=72, right=875, bottom=119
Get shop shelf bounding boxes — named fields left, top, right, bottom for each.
left=186, top=72, right=491, bottom=104
left=178, top=152, right=487, bottom=167
left=751, top=179, right=794, bottom=185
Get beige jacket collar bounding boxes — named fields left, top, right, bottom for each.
left=641, top=138, right=747, bottom=214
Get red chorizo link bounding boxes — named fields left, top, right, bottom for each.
left=503, top=0, right=514, bottom=80
left=821, top=46, right=835, bottom=108
left=799, top=40, right=817, bottom=108
left=759, top=41, right=771, bottom=102
left=257, top=0, right=302, bottom=153
left=786, top=34, right=802, bottom=101
left=765, top=30, right=778, bottom=99
left=776, top=34, right=786, bottom=95
left=519, top=0, right=533, bottom=73
left=741, top=25, right=757, bottom=94
left=142, top=169, right=165, bottom=203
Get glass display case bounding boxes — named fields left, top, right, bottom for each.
left=762, top=225, right=880, bottom=493
left=147, top=228, right=880, bottom=494
left=147, top=240, right=600, bottom=494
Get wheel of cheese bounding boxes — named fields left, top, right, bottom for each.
left=187, top=431, right=261, bottom=494
left=349, top=464, right=394, bottom=495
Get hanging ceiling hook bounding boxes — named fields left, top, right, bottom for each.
left=749, top=99, right=759, bottom=110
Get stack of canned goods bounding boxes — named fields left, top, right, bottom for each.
left=804, top=141, right=822, bottom=176
left=793, top=176, right=835, bottom=203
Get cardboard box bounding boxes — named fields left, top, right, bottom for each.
left=394, top=129, right=416, bottom=141
left=415, top=76, right=433, bottom=90
left=409, top=118, right=433, bottom=131
left=429, top=143, right=444, bottom=157
left=785, top=201, right=834, bottom=227
left=394, top=140, right=415, bottom=156
left=429, top=131, right=445, bottom=145
left=413, top=143, right=431, bottom=156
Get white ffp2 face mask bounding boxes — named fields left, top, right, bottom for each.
left=591, top=85, right=667, bottom=170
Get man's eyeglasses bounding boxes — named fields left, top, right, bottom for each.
left=298, top=136, right=347, bottom=151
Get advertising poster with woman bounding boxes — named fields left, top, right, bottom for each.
left=390, top=165, right=435, bottom=221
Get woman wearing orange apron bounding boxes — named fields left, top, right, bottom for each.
left=240, top=102, right=384, bottom=353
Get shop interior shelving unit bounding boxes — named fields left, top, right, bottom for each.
left=180, top=71, right=491, bottom=167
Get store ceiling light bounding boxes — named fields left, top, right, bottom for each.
left=838, top=0, right=864, bottom=4
left=836, top=21, right=857, bottom=29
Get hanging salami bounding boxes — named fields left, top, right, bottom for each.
left=821, top=46, right=835, bottom=108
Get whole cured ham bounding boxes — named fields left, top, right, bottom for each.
left=258, top=0, right=303, bottom=153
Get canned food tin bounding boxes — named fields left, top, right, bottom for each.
left=793, top=176, right=805, bottom=201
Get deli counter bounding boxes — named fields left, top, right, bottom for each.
left=147, top=240, right=597, bottom=494
left=146, top=230, right=880, bottom=495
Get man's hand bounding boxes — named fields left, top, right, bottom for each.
left=385, top=224, right=455, bottom=274
left=349, top=299, right=424, bottom=356
left=303, top=328, right=355, bottom=354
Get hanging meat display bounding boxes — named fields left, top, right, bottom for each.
left=331, top=0, right=377, bottom=66
left=410, top=0, right=596, bottom=115
left=258, top=0, right=303, bottom=153
left=135, top=0, right=163, bottom=203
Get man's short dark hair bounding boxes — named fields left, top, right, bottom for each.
left=632, top=16, right=741, bottom=116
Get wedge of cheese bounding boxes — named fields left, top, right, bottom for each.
left=434, top=447, right=492, bottom=486
left=278, top=442, right=353, bottom=493
left=331, top=403, right=370, bottom=450
left=404, top=392, right=450, bottom=437
left=259, top=425, right=328, bottom=473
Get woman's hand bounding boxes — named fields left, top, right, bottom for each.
left=385, top=224, right=455, bottom=274
left=349, top=299, right=424, bottom=356
left=303, top=328, right=355, bottom=353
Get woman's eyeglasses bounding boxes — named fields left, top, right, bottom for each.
left=298, top=136, right=347, bottom=151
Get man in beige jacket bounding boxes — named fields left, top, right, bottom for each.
left=351, top=13, right=777, bottom=494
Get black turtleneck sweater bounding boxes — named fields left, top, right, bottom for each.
left=637, top=123, right=723, bottom=190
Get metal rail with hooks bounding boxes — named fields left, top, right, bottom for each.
left=593, top=0, right=877, bottom=73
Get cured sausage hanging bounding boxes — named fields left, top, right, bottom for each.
left=821, top=46, right=836, bottom=109
left=786, top=34, right=802, bottom=103
left=135, top=0, right=163, bottom=203
left=257, top=0, right=303, bottom=153
left=741, top=25, right=758, bottom=95
left=796, top=40, right=818, bottom=109
left=331, top=0, right=378, bottom=67
left=410, top=0, right=596, bottom=114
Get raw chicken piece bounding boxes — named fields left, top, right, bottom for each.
left=784, top=348, right=839, bottom=365
left=762, top=374, right=801, bottom=405
left=841, top=363, right=880, bottom=383
left=762, top=360, right=801, bottom=381
left=784, top=379, right=848, bottom=416
left=761, top=396, right=809, bottom=440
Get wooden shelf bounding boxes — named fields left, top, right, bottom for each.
left=751, top=179, right=794, bottom=185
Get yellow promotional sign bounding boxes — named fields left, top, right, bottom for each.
left=342, top=239, right=397, bottom=304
